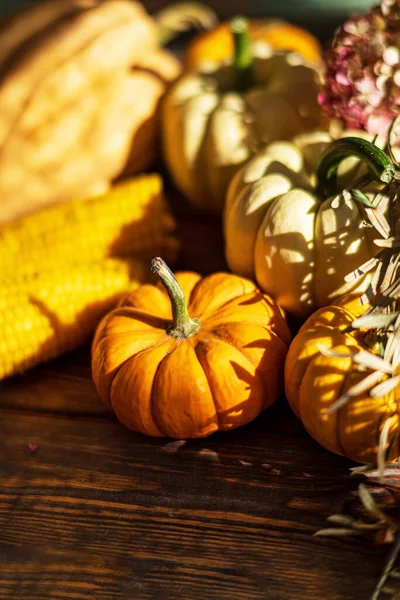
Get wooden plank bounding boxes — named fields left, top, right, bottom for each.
left=0, top=404, right=385, bottom=600
left=0, top=346, right=107, bottom=416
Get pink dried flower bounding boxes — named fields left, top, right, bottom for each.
left=320, top=0, right=400, bottom=136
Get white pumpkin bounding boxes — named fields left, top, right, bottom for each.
left=162, top=20, right=325, bottom=214
left=224, top=130, right=390, bottom=318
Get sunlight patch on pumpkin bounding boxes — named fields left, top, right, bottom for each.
left=346, top=238, right=363, bottom=255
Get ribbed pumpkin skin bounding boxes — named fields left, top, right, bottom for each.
left=285, top=295, right=400, bottom=464
left=92, top=271, right=291, bottom=438
left=223, top=130, right=383, bottom=319
left=162, top=48, right=324, bottom=214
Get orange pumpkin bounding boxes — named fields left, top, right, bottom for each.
left=92, top=258, right=291, bottom=438
left=285, top=294, right=400, bottom=464
left=184, top=19, right=323, bottom=70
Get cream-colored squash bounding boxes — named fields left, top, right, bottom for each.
left=162, top=35, right=324, bottom=214
left=224, top=130, right=385, bottom=318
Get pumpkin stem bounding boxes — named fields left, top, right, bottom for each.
left=231, top=16, right=252, bottom=91
left=316, top=137, right=395, bottom=200
left=151, top=257, right=200, bottom=339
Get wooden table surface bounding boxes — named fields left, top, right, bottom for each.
left=0, top=345, right=389, bottom=600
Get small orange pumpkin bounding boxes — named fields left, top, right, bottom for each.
left=285, top=294, right=400, bottom=464
left=184, top=19, right=323, bottom=70
left=92, top=258, right=291, bottom=438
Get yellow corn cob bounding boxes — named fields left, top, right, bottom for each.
left=0, top=257, right=147, bottom=380
left=0, top=173, right=179, bottom=279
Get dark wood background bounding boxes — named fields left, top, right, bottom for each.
left=0, top=1, right=392, bottom=599
left=0, top=350, right=388, bottom=600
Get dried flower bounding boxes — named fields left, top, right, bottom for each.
left=320, top=1, right=400, bottom=137
left=316, top=476, right=400, bottom=600
left=311, top=124, right=400, bottom=599
left=315, top=483, right=397, bottom=541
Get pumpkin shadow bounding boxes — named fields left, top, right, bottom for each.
left=108, top=172, right=228, bottom=276
left=107, top=305, right=168, bottom=331
left=262, top=197, right=376, bottom=314
left=210, top=334, right=286, bottom=431
left=260, top=229, right=316, bottom=313
left=220, top=290, right=293, bottom=335
left=106, top=186, right=178, bottom=265
left=237, top=291, right=266, bottom=306
left=116, top=108, right=159, bottom=180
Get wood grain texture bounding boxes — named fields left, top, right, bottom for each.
left=0, top=353, right=391, bottom=600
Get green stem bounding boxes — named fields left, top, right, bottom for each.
left=231, top=16, right=252, bottom=91
left=316, top=137, right=396, bottom=200
left=151, top=257, right=200, bottom=340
